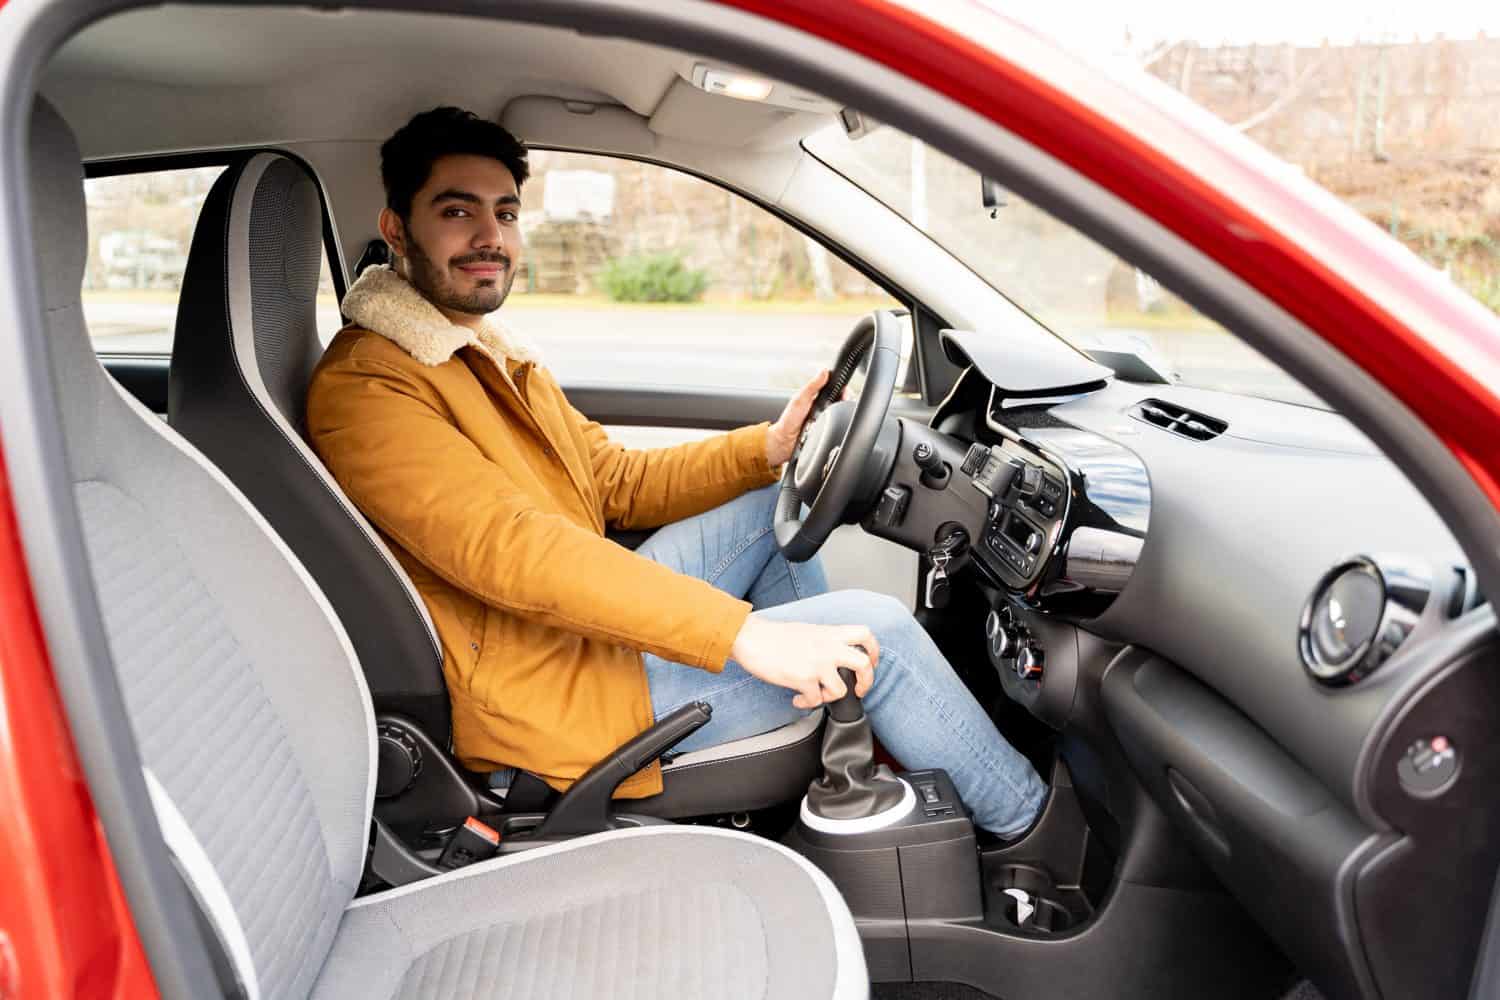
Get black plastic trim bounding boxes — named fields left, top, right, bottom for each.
left=940, top=328, right=1110, bottom=398
left=1101, top=647, right=1379, bottom=999
left=371, top=713, right=505, bottom=834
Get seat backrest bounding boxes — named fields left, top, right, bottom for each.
left=168, top=153, right=449, bottom=739
left=29, top=98, right=373, bottom=999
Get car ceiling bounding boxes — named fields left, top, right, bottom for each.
left=41, top=4, right=834, bottom=159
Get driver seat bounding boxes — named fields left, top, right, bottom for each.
left=167, top=150, right=822, bottom=817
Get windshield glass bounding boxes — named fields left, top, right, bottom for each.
left=805, top=124, right=1322, bottom=408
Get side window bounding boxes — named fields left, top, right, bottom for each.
left=83, top=165, right=340, bottom=356
left=511, top=151, right=913, bottom=393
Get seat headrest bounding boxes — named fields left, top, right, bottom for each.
left=27, top=98, right=87, bottom=313
left=173, top=153, right=325, bottom=430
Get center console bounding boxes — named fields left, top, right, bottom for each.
left=783, top=666, right=1101, bottom=983
left=785, top=769, right=983, bottom=981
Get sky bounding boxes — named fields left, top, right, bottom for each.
left=993, top=0, right=1500, bottom=52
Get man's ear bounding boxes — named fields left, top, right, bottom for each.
left=377, top=207, right=407, bottom=259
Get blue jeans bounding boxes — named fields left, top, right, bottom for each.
left=638, top=484, right=1047, bottom=838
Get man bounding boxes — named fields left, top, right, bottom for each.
left=307, top=107, right=1045, bottom=837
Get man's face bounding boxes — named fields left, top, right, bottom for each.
left=385, top=154, right=523, bottom=321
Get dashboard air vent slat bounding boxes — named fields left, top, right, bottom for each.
left=1128, top=399, right=1227, bottom=441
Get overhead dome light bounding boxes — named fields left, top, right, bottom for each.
left=687, top=63, right=837, bottom=113
left=701, top=69, right=773, bottom=102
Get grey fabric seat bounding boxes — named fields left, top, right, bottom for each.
left=28, top=97, right=865, bottom=1000
left=166, top=149, right=823, bottom=819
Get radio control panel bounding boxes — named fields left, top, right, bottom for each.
left=960, top=442, right=1069, bottom=590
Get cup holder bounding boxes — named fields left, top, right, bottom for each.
left=991, top=863, right=1083, bottom=935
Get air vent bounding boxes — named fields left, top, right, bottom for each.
left=1128, top=399, right=1227, bottom=441
left=1299, top=554, right=1432, bottom=686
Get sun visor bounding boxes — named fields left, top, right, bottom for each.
left=648, top=77, right=812, bottom=150
left=940, top=328, right=1112, bottom=397
left=500, top=97, right=656, bottom=157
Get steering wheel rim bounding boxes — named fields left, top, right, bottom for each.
left=773, top=310, right=904, bottom=562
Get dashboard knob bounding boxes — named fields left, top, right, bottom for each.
left=991, top=624, right=1018, bottom=661
left=1014, top=645, right=1044, bottom=681
left=985, top=610, right=1001, bottom=639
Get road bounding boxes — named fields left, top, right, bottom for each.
left=83, top=300, right=1318, bottom=407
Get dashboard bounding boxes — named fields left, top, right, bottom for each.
left=859, top=336, right=1499, bottom=1000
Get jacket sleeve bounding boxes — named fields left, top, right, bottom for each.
left=307, top=355, right=750, bottom=672
left=570, top=406, right=781, bottom=531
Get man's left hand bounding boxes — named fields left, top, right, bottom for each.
left=766, top=369, right=830, bottom=468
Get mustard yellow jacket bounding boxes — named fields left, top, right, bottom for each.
left=306, top=266, right=777, bottom=797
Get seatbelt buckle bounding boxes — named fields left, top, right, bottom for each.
left=437, top=816, right=501, bottom=870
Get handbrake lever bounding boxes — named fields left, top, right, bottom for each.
left=535, top=701, right=712, bottom=837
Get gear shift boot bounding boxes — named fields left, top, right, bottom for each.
left=801, top=668, right=914, bottom=830
left=804, top=714, right=910, bottom=821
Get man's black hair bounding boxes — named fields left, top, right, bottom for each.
left=380, top=106, right=530, bottom=220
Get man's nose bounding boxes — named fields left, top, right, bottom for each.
left=473, top=213, right=505, bottom=252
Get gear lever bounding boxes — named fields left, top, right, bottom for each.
left=803, top=667, right=912, bottom=825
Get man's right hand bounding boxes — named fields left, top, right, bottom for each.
left=730, top=616, right=879, bottom=710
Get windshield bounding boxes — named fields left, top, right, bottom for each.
left=804, top=124, right=1322, bottom=408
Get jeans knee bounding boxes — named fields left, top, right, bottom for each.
left=847, top=589, right=914, bottom=632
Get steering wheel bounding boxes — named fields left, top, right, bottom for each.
left=774, top=310, right=904, bottom=562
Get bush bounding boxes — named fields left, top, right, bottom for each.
left=597, top=252, right=708, bottom=303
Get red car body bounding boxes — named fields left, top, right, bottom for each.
left=2, top=0, right=1497, bottom=996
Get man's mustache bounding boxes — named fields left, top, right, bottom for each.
left=451, top=252, right=511, bottom=269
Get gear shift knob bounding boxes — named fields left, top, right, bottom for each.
left=828, top=667, right=862, bottom=723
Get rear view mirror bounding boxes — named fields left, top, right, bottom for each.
left=838, top=107, right=879, bottom=140
left=981, top=177, right=1008, bottom=217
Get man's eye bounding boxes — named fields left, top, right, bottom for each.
left=444, top=207, right=469, bottom=218
left=499, top=211, right=518, bottom=223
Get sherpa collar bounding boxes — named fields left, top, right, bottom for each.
left=341, top=264, right=542, bottom=368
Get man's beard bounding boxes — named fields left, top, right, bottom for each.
left=402, top=229, right=516, bottom=316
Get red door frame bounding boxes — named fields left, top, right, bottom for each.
left=2, top=1, right=1498, bottom=997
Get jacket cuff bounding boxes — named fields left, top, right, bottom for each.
left=696, top=592, right=754, bottom=674
left=730, top=420, right=780, bottom=486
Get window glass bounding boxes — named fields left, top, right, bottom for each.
left=805, top=125, right=1327, bottom=408
left=83, top=165, right=341, bottom=355
left=505, top=151, right=912, bottom=393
